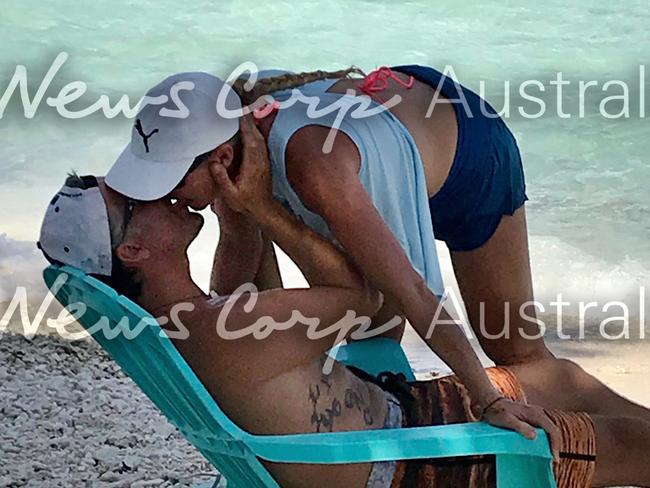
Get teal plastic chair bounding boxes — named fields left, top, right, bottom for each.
left=43, top=265, right=557, bottom=488
left=330, top=338, right=416, bottom=382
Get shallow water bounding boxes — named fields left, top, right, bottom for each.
left=1, top=0, right=649, bottom=308
left=1, top=8, right=648, bottom=488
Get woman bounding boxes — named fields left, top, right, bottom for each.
left=105, top=65, right=650, bottom=429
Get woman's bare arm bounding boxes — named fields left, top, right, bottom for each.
left=285, top=125, right=560, bottom=449
left=286, top=129, right=500, bottom=404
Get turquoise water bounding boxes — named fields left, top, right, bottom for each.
left=1, top=0, right=649, bottom=307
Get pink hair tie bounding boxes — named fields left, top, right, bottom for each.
left=253, top=100, right=281, bottom=119
left=358, top=66, right=414, bottom=96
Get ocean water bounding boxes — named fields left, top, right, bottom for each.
left=1, top=0, right=649, bottom=316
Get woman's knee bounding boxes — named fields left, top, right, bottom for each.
left=556, top=358, right=583, bottom=376
left=555, top=358, right=610, bottom=391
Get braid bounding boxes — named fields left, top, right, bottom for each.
left=232, top=66, right=367, bottom=106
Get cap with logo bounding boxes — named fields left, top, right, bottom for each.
left=106, top=72, right=243, bottom=201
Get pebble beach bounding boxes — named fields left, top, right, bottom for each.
left=0, top=332, right=219, bottom=488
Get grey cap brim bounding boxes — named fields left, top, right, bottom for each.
left=106, top=143, right=195, bottom=201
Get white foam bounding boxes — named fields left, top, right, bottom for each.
left=0, top=233, right=49, bottom=305
left=529, top=235, right=648, bottom=317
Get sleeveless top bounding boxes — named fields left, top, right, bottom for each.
left=260, top=72, right=444, bottom=296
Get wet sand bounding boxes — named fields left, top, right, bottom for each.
left=403, top=325, right=650, bottom=408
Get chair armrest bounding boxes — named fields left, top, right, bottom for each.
left=243, top=423, right=552, bottom=464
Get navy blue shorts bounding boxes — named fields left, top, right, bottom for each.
left=393, top=65, right=528, bottom=252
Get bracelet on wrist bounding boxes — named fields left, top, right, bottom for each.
left=480, top=396, right=507, bottom=419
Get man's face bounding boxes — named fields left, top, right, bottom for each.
left=130, top=198, right=204, bottom=253
left=100, top=180, right=204, bottom=261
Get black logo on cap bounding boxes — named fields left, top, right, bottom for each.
left=134, top=119, right=159, bottom=153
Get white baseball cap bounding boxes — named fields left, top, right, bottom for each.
left=38, top=176, right=113, bottom=276
left=106, top=72, right=243, bottom=201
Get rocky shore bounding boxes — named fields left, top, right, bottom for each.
left=0, top=333, right=220, bottom=488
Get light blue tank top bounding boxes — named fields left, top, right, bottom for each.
left=262, top=74, right=444, bottom=296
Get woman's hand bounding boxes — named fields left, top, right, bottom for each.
left=209, top=186, right=258, bottom=229
left=481, top=397, right=561, bottom=461
left=210, top=113, right=275, bottom=217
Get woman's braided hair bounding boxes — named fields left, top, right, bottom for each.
left=189, top=67, right=368, bottom=188
left=231, top=66, right=367, bottom=106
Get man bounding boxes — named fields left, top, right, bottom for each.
left=38, top=118, right=650, bottom=488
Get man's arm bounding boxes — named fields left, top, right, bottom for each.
left=210, top=198, right=283, bottom=293
left=204, top=113, right=380, bottom=382
left=205, top=113, right=382, bottom=380
left=253, top=232, right=283, bottom=290
left=212, top=167, right=376, bottom=298
left=210, top=209, right=263, bottom=295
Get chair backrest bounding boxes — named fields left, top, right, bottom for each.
left=330, top=338, right=416, bottom=381
left=43, top=264, right=280, bottom=488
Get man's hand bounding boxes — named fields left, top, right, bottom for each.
left=481, top=398, right=561, bottom=461
left=210, top=113, right=274, bottom=216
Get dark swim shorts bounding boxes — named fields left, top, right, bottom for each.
left=393, top=65, right=529, bottom=252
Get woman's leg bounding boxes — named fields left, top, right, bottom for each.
left=591, top=415, right=650, bottom=488
left=450, top=206, right=550, bottom=363
left=512, top=357, right=650, bottom=424
left=451, top=206, right=650, bottom=421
